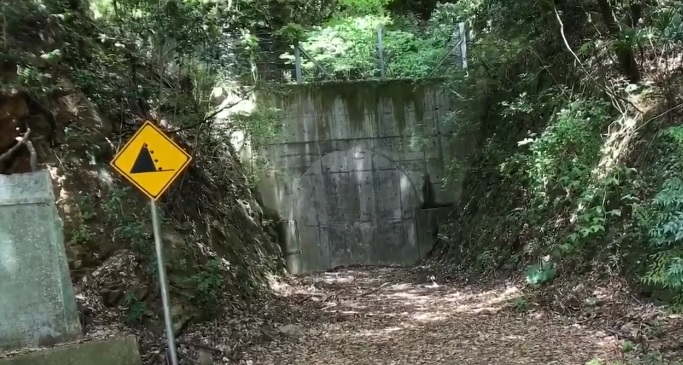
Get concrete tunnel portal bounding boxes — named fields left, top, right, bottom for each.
left=252, top=80, right=471, bottom=273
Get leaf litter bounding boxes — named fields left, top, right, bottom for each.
left=39, top=260, right=679, bottom=365
left=236, top=266, right=628, bottom=365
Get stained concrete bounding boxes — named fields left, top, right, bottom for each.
left=415, top=207, right=452, bottom=258
left=0, top=170, right=82, bottom=351
left=256, top=80, right=471, bottom=273
left=0, top=336, right=142, bottom=365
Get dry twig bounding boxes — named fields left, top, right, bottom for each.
left=0, top=128, right=31, bottom=164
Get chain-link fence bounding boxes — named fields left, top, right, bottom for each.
left=248, top=22, right=468, bottom=84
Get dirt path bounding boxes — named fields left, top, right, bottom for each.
left=238, top=267, right=623, bottom=365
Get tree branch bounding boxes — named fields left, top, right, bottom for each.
left=0, top=128, right=31, bottom=164
left=553, top=4, right=642, bottom=114
left=167, top=98, right=248, bottom=134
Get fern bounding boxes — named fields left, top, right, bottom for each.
left=638, top=126, right=683, bottom=304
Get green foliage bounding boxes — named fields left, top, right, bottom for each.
left=525, top=100, right=607, bottom=200
left=525, top=262, right=556, bottom=286
left=511, top=296, right=530, bottom=312
left=68, top=196, right=97, bottom=246
left=184, top=259, right=225, bottom=317
left=229, top=106, right=283, bottom=185
left=122, top=292, right=148, bottom=326
left=230, top=107, right=283, bottom=152
left=0, top=1, right=61, bottom=95
left=434, top=0, right=683, bottom=306
left=277, top=23, right=307, bottom=45
left=337, top=0, right=391, bottom=15
left=280, top=11, right=454, bottom=79
left=104, top=186, right=152, bottom=256
left=69, top=223, right=95, bottom=246
left=635, top=128, right=683, bottom=306
left=622, top=340, right=636, bottom=353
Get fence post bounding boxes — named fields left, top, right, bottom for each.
left=294, top=44, right=303, bottom=83
left=458, top=22, right=468, bottom=70
left=376, top=25, right=386, bottom=79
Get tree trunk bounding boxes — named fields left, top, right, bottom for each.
left=596, top=0, right=641, bottom=83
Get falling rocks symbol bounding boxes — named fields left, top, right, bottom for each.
left=130, top=143, right=173, bottom=173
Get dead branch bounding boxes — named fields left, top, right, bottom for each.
left=552, top=4, right=642, bottom=114
left=605, top=327, right=643, bottom=344
left=357, top=282, right=389, bottom=298
left=177, top=352, right=199, bottom=365
left=295, top=294, right=314, bottom=303
left=0, top=128, right=31, bottom=164
left=176, top=340, right=223, bottom=354
left=167, top=98, right=248, bottom=134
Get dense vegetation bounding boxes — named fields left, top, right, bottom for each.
left=2, top=0, right=683, bottom=354
left=428, top=0, right=683, bottom=308
left=268, top=0, right=683, bottom=312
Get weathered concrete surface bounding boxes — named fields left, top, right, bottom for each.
left=0, top=336, right=142, bottom=365
left=415, top=207, right=452, bottom=258
left=256, top=81, right=471, bottom=273
left=0, top=170, right=82, bottom=351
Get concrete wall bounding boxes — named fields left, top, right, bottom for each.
left=257, top=80, right=467, bottom=273
left=0, top=171, right=81, bottom=351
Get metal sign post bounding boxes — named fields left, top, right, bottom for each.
left=151, top=199, right=178, bottom=365
left=109, top=120, right=193, bottom=365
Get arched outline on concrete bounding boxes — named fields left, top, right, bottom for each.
left=291, top=144, right=422, bottom=270
left=271, top=143, right=426, bottom=227
left=296, top=145, right=423, bottom=204
left=366, top=146, right=423, bottom=200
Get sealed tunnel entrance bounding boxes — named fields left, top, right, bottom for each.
left=253, top=80, right=466, bottom=274
left=291, top=146, right=420, bottom=272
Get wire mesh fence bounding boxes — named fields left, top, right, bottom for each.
left=248, top=22, right=468, bottom=84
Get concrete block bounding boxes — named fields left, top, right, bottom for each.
left=0, top=170, right=81, bottom=351
left=401, top=219, right=419, bottom=264
left=374, top=170, right=402, bottom=220
left=425, top=158, right=445, bottom=183
left=355, top=170, right=375, bottom=222
left=377, top=110, right=399, bottom=137
left=419, top=111, right=439, bottom=135
left=415, top=207, right=451, bottom=259
left=277, top=220, right=302, bottom=274
left=321, top=149, right=349, bottom=173
left=258, top=82, right=465, bottom=272
left=348, top=145, right=372, bottom=172
left=401, top=160, right=426, bottom=174
left=0, top=336, right=143, bottom=365
left=433, top=182, right=459, bottom=205
left=358, top=111, right=379, bottom=138
left=372, top=146, right=397, bottom=170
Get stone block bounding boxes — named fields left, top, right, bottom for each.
left=0, top=170, right=81, bottom=351
left=0, top=336, right=142, bottom=365
left=415, top=207, right=451, bottom=259
left=256, top=82, right=469, bottom=272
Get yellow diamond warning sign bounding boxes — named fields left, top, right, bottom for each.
left=110, top=121, right=192, bottom=200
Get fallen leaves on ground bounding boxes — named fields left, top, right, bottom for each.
left=70, top=262, right=681, bottom=365
left=235, top=266, right=631, bottom=365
